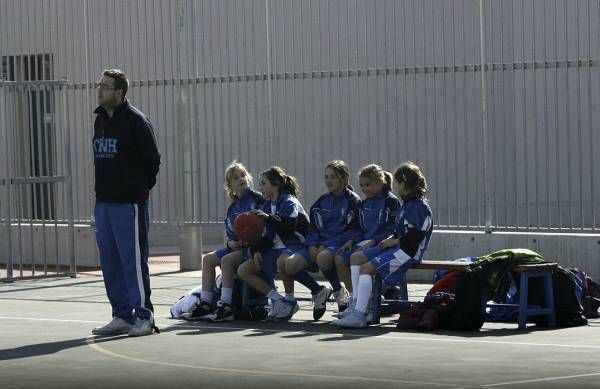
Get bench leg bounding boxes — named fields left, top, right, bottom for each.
left=518, top=273, right=529, bottom=330
left=372, top=274, right=382, bottom=324
left=544, top=273, right=557, bottom=327
left=399, top=272, right=408, bottom=300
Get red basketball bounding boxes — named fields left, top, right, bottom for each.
left=233, top=211, right=265, bottom=244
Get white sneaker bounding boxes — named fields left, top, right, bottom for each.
left=334, top=299, right=356, bottom=319
left=128, top=315, right=158, bottom=337
left=267, top=299, right=298, bottom=322
left=91, top=317, right=132, bottom=335
left=331, top=311, right=367, bottom=328
left=312, top=286, right=333, bottom=320
left=334, top=286, right=350, bottom=312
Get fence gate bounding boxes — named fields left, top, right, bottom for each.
left=0, top=80, right=75, bottom=282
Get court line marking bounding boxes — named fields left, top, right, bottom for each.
left=3, top=315, right=598, bottom=386
left=481, top=372, right=600, bottom=387
left=2, top=316, right=600, bottom=350
left=85, top=335, right=456, bottom=387
left=0, top=316, right=104, bottom=324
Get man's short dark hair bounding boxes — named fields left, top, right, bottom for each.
left=102, top=69, right=129, bottom=98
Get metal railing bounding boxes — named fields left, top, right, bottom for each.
left=0, top=80, right=75, bottom=281
left=0, top=0, right=598, bottom=243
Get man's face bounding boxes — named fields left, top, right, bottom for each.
left=97, top=76, right=121, bottom=108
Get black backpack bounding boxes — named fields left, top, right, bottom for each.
left=528, top=266, right=587, bottom=327
left=437, top=268, right=485, bottom=331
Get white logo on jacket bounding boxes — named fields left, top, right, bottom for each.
left=94, top=138, right=118, bottom=158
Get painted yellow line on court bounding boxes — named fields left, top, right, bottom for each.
left=85, top=335, right=454, bottom=387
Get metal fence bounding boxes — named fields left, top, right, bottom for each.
left=0, top=79, right=76, bottom=280
left=1, top=0, right=599, bottom=243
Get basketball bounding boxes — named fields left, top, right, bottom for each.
left=233, top=211, right=264, bottom=244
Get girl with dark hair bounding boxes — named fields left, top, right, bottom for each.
left=237, top=166, right=310, bottom=321
left=333, top=161, right=433, bottom=328
left=278, top=160, right=363, bottom=320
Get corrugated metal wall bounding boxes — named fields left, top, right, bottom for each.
left=1, top=0, right=598, bottom=233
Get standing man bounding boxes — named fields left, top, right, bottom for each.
left=91, top=69, right=161, bottom=337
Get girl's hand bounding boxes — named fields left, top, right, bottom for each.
left=378, top=238, right=398, bottom=250
left=250, top=209, right=269, bottom=219
left=253, top=252, right=263, bottom=268
left=336, top=240, right=353, bottom=254
left=357, top=240, right=375, bottom=251
left=228, top=240, right=242, bottom=250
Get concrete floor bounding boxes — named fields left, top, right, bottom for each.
left=1, top=264, right=600, bottom=389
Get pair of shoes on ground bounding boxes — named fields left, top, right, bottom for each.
left=184, top=300, right=235, bottom=322
left=91, top=316, right=158, bottom=337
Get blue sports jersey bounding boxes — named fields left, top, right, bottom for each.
left=251, top=191, right=309, bottom=254
left=305, top=187, right=362, bottom=248
left=224, top=189, right=265, bottom=242
left=359, top=187, right=401, bottom=244
left=394, top=198, right=433, bottom=261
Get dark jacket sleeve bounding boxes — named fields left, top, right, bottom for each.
left=265, top=211, right=299, bottom=236
left=249, top=202, right=275, bottom=256
left=396, top=228, right=426, bottom=258
left=136, top=117, right=161, bottom=190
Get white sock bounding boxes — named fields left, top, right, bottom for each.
left=351, top=265, right=360, bottom=297
left=285, top=293, right=295, bottom=301
left=220, top=288, right=233, bottom=304
left=201, top=290, right=213, bottom=303
left=267, top=289, right=284, bottom=301
left=355, top=274, right=372, bottom=314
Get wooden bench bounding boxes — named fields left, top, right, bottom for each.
left=372, top=260, right=558, bottom=330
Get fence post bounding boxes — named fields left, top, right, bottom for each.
left=0, top=82, right=13, bottom=282
left=479, top=0, right=493, bottom=232
left=59, top=81, right=76, bottom=277
left=179, top=223, right=203, bottom=271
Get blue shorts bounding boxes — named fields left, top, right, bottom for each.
left=215, top=247, right=233, bottom=259
left=365, top=247, right=419, bottom=286
left=215, top=247, right=248, bottom=261
left=245, top=247, right=300, bottom=281
left=291, top=248, right=320, bottom=273
left=338, top=245, right=369, bottom=266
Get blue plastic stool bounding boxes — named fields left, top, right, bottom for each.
left=513, top=264, right=557, bottom=329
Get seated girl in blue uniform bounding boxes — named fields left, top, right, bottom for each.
left=278, top=160, right=362, bottom=320
left=333, top=163, right=401, bottom=320
left=237, top=166, right=310, bottom=322
left=187, top=161, right=264, bottom=321
left=332, top=161, right=433, bottom=328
